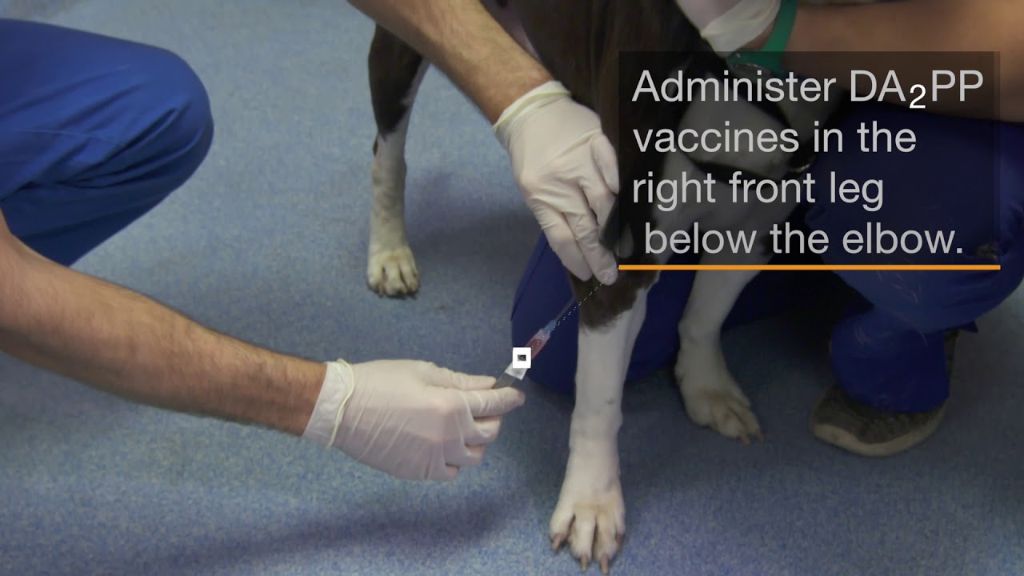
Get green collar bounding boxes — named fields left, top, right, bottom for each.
left=727, top=0, right=798, bottom=76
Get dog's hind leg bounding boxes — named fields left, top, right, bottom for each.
left=366, top=26, right=427, bottom=296
left=675, top=249, right=769, bottom=444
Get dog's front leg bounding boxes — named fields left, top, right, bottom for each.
left=550, top=287, right=648, bottom=573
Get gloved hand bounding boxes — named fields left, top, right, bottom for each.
left=303, top=359, right=525, bottom=481
left=674, top=0, right=781, bottom=53
left=495, top=81, right=619, bottom=285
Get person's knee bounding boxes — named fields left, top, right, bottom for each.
left=840, top=243, right=1024, bottom=333
left=143, top=47, right=214, bottom=173
left=120, top=45, right=214, bottom=193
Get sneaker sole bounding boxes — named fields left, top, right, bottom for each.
left=810, top=403, right=947, bottom=458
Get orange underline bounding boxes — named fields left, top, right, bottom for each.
left=618, top=264, right=1002, bottom=272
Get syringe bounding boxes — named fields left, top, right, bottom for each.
left=495, top=283, right=601, bottom=388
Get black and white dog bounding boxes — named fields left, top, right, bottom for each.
left=365, top=0, right=847, bottom=570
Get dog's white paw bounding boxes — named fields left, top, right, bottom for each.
left=549, top=445, right=624, bottom=573
left=367, top=246, right=419, bottom=296
left=676, top=344, right=762, bottom=443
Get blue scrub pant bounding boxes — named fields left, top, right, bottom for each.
left=512, top=105, right=1024, bottom=413
left=0, top=19, right=213, bottom=266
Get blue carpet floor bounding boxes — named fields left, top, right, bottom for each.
left=1, top=1, right=1022, bottom=575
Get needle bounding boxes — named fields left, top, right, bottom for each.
left=495, top=283, right=602, bottom=388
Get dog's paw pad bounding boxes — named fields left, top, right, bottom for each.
left=367, top=246, right=419, bottom=296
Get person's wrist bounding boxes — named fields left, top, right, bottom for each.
left=701, top=0, right=781, bottom=54
left=480, top=65, right=553, bottom=123
left=301, top=360, right=355, bottom=446
left=744, top=24, right=774, bottom=51
left=244, top=356, right=327, bottom=437
left=493, top=80, right=572, bottom=149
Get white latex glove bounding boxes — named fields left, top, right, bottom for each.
left=674, top=0, right=780, bottom=53
left=303, top=360, right=525, bottom=481
left=495, top=81, right=619, bottom=285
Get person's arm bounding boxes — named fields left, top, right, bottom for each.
left=348, top=0, right=621, bottom=285
left=0, top=211, right=322, bottom=435
left=676, top=0, right=1023, bottom=122
left=785, top=0, right=1023, bottom=122
left=0, top=211, right=523, bottom=480
left=348, top=0, right=549, bottom=123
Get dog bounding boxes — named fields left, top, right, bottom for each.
left=365, top=0, right=846, bottom=570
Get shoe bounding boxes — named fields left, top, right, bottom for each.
left=810, top=331, right=958, bottom=457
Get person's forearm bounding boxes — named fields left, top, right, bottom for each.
left=348, top=0, right=550, bottom=122
left=0, top=239, right=323, bottom=436
left=784, top=0, right=1023, bottom=121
